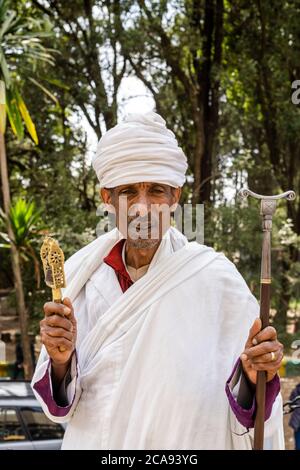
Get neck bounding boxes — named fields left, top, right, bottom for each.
left=125, top=240, right=161, bottom=269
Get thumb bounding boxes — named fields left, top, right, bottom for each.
left=62, top=297, right=75, bottom=320
left=244, top=317, right=262, bottom=349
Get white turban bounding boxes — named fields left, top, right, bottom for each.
left=92, top=111, right=188, bottom=188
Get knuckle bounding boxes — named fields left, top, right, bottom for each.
left=279, top=352, right=284, bottom=362
left=65, top=320, right=73, bottom=331
left=259, top=326, right=272, bottom=338
left=44, top=302, right=65, bottom=316
left=270, top=327, right=277, bottom=338
left=47, top=327, right=57, bottom=337
left=45, top=318, right=53, bottom=327
left=264, top=326, right=274, bottom=337
left=48, top=314, right=60, bottom=325
left=265, top=342, right=274, bottom=352
left=59, top=320, right=68, bottom=330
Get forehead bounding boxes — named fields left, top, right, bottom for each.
left=113, top=182, right=172, bottom=191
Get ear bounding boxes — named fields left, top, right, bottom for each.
left=100, top=188, right=116, bottom=214
left=100, top=188, right=112, bottom=204
left=170, top=187, right=181, bottom=213
left=172, top=187, right=181, bottom=204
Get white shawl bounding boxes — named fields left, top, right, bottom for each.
left=32, top=227, right=284, bottom=449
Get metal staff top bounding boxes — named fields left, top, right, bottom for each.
left=239, top=189, right=296, bottom=285
left=40, top=237, right=66, bottom=303
left=239, top=189, right=296, bottom=201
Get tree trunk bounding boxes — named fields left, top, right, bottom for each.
left=0, top=132, right=34, bottom=379
left=201, top=0, right=223, bottom=203
left=193, top=0, right=224, bottom=204
left=191, top=104, right=205, bottom=205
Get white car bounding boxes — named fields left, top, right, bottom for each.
left=0, top=380, right=65, bottom=450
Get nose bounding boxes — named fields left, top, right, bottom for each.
left=131, top=193, right=151, bottom=218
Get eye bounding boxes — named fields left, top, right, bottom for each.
left=119, top=189, right=135, bottom=195
left=151, top=187, right=165, bottom=194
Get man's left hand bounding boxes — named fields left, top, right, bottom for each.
left=240, top=318, right=284, bottom=385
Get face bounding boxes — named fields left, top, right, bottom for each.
left=100, top=182, right=181, bottom=249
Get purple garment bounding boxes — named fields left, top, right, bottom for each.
left=225, top=358, right=280, bottom=428
left=33, top=359, right=75, bottom=417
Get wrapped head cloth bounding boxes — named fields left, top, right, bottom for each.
left=92, top=112, right=188, bottom=188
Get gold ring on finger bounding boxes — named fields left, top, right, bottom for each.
left=270, top=351, right=276, bottom=362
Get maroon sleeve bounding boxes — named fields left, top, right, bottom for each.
left=33, top=357, right=77, bottom=417
left=225, top=358, right=280, bottom=428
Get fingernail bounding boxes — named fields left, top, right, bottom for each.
left=241, top=353, right=248, bottom=361
left=64, top=307, right=71, bottom=315
left=252, top=338, right=258, bottom=345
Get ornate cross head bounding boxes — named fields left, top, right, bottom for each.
left=40, top=237, right=66, bottom=293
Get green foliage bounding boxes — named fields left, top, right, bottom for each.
left=0, top=197, right=43, bottom=246
left=0, top=0, right=299, bottom=341
left=0, top=0, right=54, bottom=141
left=0, top=197, right=45, bottom=288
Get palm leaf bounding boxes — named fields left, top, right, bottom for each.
left=15, top=90, right=38, bottom=144
left=0, top=47, right=11, bottom=87
left=0, top=231, right=11, bottom=243
left=43, top=77, right=70, bottom=91
left=0, top=243, right=10, bottom=248
left=0, top=9, right=16, bottom=39
left=0, top=1, right=55, bottom=143
left=9, top=198, right=43, bottom=246
left=6, top=87, right=24, bottom=139
left=28, top=77, right=59, bottom=105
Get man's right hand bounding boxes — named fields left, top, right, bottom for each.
left=40, top=297, right=77, bottom=367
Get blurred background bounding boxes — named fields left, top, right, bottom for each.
left=0, top=0, right=299, bottom=448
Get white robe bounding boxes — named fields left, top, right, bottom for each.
left=32, top=227, right=284, bottom=449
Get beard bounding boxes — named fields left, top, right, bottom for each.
left=126, top=212, right=163, bottom=249
left=126, top=238, right=160, bottom=249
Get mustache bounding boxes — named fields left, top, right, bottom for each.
left=127, top=213, right=159, bottom=225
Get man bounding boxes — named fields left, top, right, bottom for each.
left=32, top=112, right=284, bottom=449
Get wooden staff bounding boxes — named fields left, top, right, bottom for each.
left=238, top=188, right=296, bottom=450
